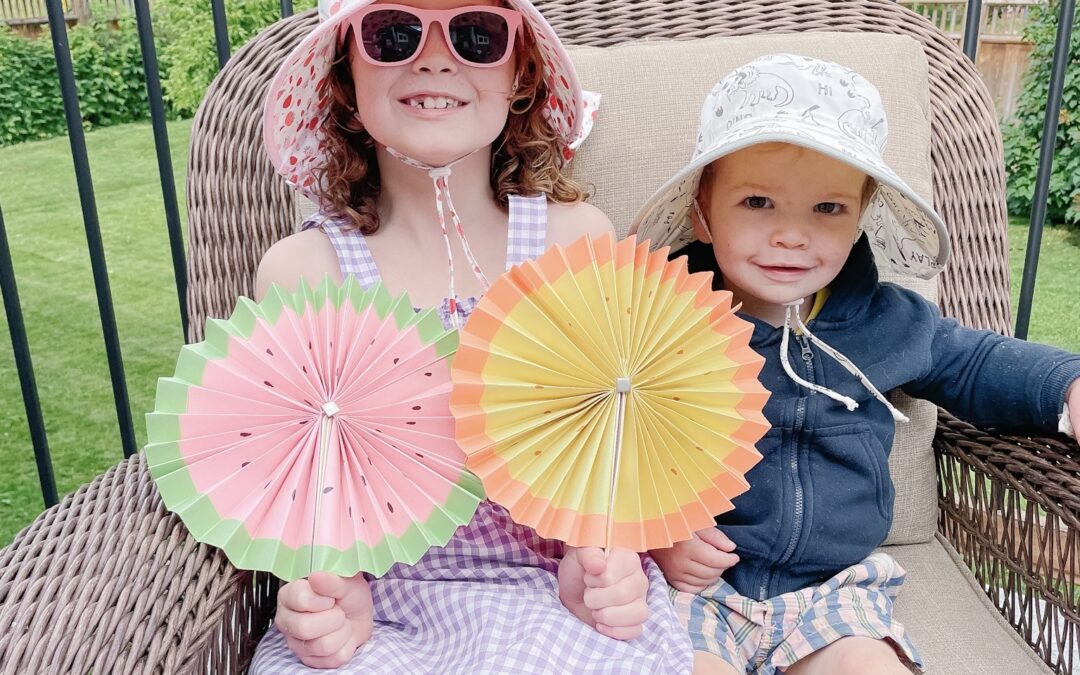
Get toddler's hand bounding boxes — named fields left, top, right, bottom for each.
left=558, top=546, right=649, bottom=641
left=275, top=571, right=374, bottom=669
left=1065, top=379, right=1079, bottom=440
left=649, top=527, right=738, bottom=593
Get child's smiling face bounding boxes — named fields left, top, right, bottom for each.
left=695, top=142, right=870, bottom=326
left=347, top=0, right=517, bottom=167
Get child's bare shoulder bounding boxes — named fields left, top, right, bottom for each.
left=545, top=200, right=614, bottom=247
left=255, top=228, right=342, bottom=299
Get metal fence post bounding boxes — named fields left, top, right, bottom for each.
left=962, top=0, right=984, bottom=60
left=211, top=0, right=231, bottom=68
left=0, top=204, right=58, bottom=508
left=44, top=0, right=137, bottom=458
left=132, top=0, right=189, bottom=340
left=1016, top=0, right=1076, bottom=340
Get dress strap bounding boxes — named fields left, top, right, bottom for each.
left=300, top=212, right=382, bottom=289
left=505, top=195, right=548, bottom=269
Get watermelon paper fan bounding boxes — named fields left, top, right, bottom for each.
left=450, top=233, right=770, bottom=552
left=145, top=277, right=484, bottom=581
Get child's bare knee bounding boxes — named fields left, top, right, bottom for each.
left=785, top=637, right=910, bottom=675
left=693, top=650, right=740, bottom=675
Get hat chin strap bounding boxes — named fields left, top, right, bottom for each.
left=780, top=298, right=909, bottom=423
left=384, top=146, right=491, bottom=329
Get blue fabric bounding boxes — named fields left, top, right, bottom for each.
left=671, top=236, right=1080, bottom=601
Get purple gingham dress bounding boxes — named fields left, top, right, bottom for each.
left=250, top=195, right=694, bottom=675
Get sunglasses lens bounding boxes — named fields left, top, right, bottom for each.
left=360, top=9, right=424, bottom=63
left=447, top=11, right=511, bottom=64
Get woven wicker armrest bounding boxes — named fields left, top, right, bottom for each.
left=935, top=409, right=1080, bottom=671
left=0, top=454, right=278, bottom=675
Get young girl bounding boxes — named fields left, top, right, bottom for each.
left=631, top=53, right=1080, bottom=675
left=250, top=0, right=693, bottom=672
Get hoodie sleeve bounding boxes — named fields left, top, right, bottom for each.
left=901, top=304, right=1080, bottom=431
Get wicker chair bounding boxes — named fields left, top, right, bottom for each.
left=1, top=1, right=1077, bottom=673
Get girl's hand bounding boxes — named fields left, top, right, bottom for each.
left=275, top=571, right=374, bottom=669
left=558, top=546, right=649, bottom=641
left=649, top=527, right=738, bottom=594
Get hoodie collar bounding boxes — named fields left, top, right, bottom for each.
left=674, top=235, right=908, bottom=423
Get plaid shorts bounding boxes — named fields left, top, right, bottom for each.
left=669, top=553, right=923, bottom=674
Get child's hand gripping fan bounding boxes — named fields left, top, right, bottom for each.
left=449, top=232, right=771, bottom=555
left=145, top=276, right=484, bottom=583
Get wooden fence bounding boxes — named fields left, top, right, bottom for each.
left=900, top=0, right=1043, bottom=121
left=0, top=0, right=133, bottom=28
left=901, top=0, right=1042, bottom=38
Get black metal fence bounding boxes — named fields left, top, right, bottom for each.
left=0, top=0, right=1074, bottom=512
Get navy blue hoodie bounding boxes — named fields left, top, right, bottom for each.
left=671, top=236, right=1080, bottom=600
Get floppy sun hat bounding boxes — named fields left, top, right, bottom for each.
left=263, top=0, right=587, bottom=198
left=631, top=52, right=950, bottom=280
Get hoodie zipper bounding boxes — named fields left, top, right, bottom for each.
left=758, top=335, right=814, bottom=600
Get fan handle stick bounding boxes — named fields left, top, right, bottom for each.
left=309, top=400, right=341, bottom=576
left=605, top=377, right=631, bottom=557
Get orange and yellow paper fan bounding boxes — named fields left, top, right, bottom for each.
left=450, top=233, right=770, bottom=551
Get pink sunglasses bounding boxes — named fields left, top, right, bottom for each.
left=344, top=4, right=523, bottom=68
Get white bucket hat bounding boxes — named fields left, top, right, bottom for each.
left=631, top=52, right=950, bottom=280
left=263, top=0, right=595, bottom=199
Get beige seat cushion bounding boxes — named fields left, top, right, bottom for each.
left=568, top=33, right=940, bottom=545
left=884, top=536, right=1053, bottom=674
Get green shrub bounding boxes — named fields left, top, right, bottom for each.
left=0, top=1, right=316, bottom=146
left=1003, top=0, right=1080, bottom=225
left=0, top=18, right=152, bottom=146
left=70, top=16, right=152, bottom=129
left=155, top=0, right=317, bottom=116
left=0, top=26, right=66, bottom=145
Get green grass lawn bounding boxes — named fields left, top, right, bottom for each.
left=1007, top=218, right=1080, bottom=353
left=0, top=119, right=190, bottom=545
left=1, top=119, right=1079, bottom=547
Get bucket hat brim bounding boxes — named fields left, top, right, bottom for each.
left=631, top=117, right=950, bottom=280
